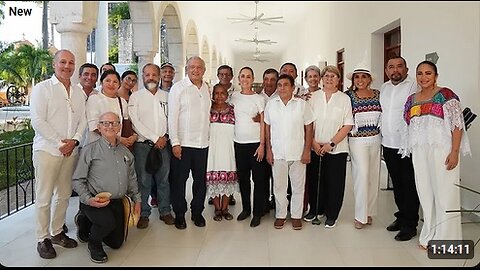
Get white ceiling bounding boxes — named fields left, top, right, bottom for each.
left=178, top=1, right=313, bottom=63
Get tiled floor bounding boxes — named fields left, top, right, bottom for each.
left=1, top=162, right=479, bottom=266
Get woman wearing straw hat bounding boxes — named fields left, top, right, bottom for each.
left=345, top=65, right=382, bottom=229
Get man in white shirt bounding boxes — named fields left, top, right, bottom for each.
left=217, top=65, right=238, bottom=102
left=30, top=49, right=86, bottom=259
left=168, top=56, right=211, bottom=230
left=149, top=62, right=176, bottom=208
left=280, top=62, right=306, bottom=97
left=259, top=68, right=279, bottom=212
left=379, top=56, right=419, bottom=242
left=265, top=74, right=313, bottom=230
left=129, top=63, right=174, bottom=229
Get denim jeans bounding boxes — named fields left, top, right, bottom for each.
left=134, top=142, right=172, bottom=217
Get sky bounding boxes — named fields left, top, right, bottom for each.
left=0, top=1, right=60, bottom=47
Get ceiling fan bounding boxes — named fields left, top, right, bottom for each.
left=252, top=45, right=271, bottom=58
left=235, top=26, right=277, bottom=45
left=244, top=56, right=270, bottom=63
left=227, top=1, right=285, bottom=26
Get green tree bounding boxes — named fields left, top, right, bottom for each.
left=0, top=43, right=53, bottom=99
left=108, top=2, right=130, bottom=63
left=0, top=1, right=5, bottom=25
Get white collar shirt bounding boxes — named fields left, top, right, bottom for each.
left=128, top=88, right=169, bottom=143
left=308, top=90, right=354, bottom=154
left=168, top=77, right=211, bottom=148
left=379, top=75, right=418, bottom=148
left=30, top=75, right=87, bottom=156
left=264, top=96, right=314, bottom=161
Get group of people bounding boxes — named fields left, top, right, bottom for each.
left=30, top=49, right=471, bottom=264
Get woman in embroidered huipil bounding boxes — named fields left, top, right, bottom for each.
left=206, top=84, right=239, bottom=221
left=345, top=66, right=382, bottom=230
left=402, top=61, right=471, bottom=249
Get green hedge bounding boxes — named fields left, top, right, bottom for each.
left=0, top=128, right=34, bottom=190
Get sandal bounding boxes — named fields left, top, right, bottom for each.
left=354, top=219, right=364, bottom=229
left=222, top=209, right=233, bottom=221
left=367, top=216, right=373, bottom=225
left=213, top=210, right=222, bottom=222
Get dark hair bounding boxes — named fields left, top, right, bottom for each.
left=416, top=60, right=438, bottom=75
left=100, top=62, right=116, bottom=73
left=239, top=66, right=254, bottom=77
left=386, top=56, right=407, bottom=67
left=212, top=83, right=227, bottom=100
left=278, top=74, right=295, bottom=86
left=263, top=68, right=279, bottom=79
left=217, top=65, right=233, bottom=76
left=121, top=70, right=137, bottom=80
left=79, top=63, right=98, bottom=76
left=100, top=69, right=121, bottom=83
left=280, top=62, right=298, bottom=74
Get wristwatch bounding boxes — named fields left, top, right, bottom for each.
left=329, top=141, right=336, bottom=148
left=74, top=139, right=80, bottom=146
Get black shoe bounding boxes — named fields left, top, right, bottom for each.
left=250, top=216, right=261, bottom=227
left=229, top=195, right=236, bottom=206
left=303, top=212, right=317, bottom=222
left=51, top=231, right=78, bottom=248
left=71, top=190, right=79, bottom=197
left=386, top=219, right=401, bottom=231
left=88, top=242, right=108, bottom=263
left=62, top=223, right=68, bottom=233
left=269, top=199, right=275, bottom=210
left=37, top=238, right=56, bottom=259
left=175, top=216, right=187, bottom=230
left=191, top=214, right=206, bottom=227
left=74, top=210, right=90, bottom=243
left=208, top=197, right=214, bottom=205
left=394, top=230, right=417, bottom=241
left=237, top=211, right=250, bottom=221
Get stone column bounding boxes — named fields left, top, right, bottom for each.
left=55, top=25, right=91, bottom=85
left=135, top=50, right=156, bottom=81
left=95, top=1, right=108, bottom=67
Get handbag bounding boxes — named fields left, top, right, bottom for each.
left=118, top=97, right=135, bottom=151
left=122, top=195, right=138, bottom=241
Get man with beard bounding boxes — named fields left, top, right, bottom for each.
left=128, top=63, right=174, bottom=229
left=379, top=56, right=420, bottom=241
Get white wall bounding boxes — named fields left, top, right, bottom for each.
left=292, top=1, right=480, bottom=213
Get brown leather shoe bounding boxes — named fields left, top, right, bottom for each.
left=291, top=218, right=302, bottom=230
left=37, top=238, right=56, bottom=259
left=137, top=216, right=149, bottom=229
left=274, top=218, right=286, bottom=229
left=51, top=231, right=78, bottom=248
left=160, top=214, right=175, bottom=225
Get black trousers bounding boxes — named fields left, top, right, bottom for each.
left=170, top=147, right=208, bottom=217
left=382, top=146, right=419, bottom=231
left=306, top=150, right=321, bottom=214
left=80, top=199, right=124, bottom=249
left=234, top=142, right=266, bottom=217
left=316, top=152, right=348, bottom=221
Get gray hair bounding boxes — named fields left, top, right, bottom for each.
left=304, top=65, right=321, bottom=79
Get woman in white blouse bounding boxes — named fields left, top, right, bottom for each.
left=229, top=66, right=266, bottom=228
left=85, top=70, right=137, bottom=148
left=308, top=65, right=353, bottom=228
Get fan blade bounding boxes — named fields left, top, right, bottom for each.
left=257, top=13, right=265, bottom=19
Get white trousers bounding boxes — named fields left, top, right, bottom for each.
left=349, top=137, right=381, bottom=224
left=33, top=150, right=77, bottom=241
left=272, top=160, right=306, bottom=219
left=412, top=145, right=462, bottom=247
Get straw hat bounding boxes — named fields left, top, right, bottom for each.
left=346, top=64, right=375, bottom=81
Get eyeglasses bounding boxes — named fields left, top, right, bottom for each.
left=99, top=121, right=121, bottom=127
left=126, top=77, right=137, bottom=83
left=323, top=74, right=338, bottom=79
